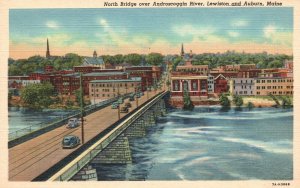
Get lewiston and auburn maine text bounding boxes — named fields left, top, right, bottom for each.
left=104, top=1, right=283, bottom=7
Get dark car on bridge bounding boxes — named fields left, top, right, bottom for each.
left=62, top=135, right=81, bottom=149
left=120, top=106, right=129, bottom=113
left=125, top=102, right=132, bottom=108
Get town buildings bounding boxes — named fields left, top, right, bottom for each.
left=88, top=77, right=142, bottom=103
left=229, top=78, right=255, bottom=96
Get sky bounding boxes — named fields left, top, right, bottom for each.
left=9, top=8, right=293, bottom=59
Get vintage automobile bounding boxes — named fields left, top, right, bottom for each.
left=67, top=118, right=79, bottom=128
left=125, top=102, right=132, bottom=108
left=62, top=135, right=81, bottom=149
left=120, top=106, right=129, bottom=113
left=111, top=102, right=119, bottom=109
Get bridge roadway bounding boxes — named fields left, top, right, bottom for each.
left=9, top=89, right=164, bottom=181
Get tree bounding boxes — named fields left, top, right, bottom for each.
left=183, top=90, right=194, bottom=110
left=172, top=56, right=183, bottom=71
left=124, top=53, right=142, bottom=66
left=280, top=96, right=292, bottom=108
left=145, top=53, right=164, bottom=66
left=219, top=93, right=230, bottom=107
left=268, top=60, right=283, bottom=68
left=247, top=102, right=254, bottom=109
left=233, top=95, right=244, bottom=107
left=113, top=54, right=124, bottom=64
left=75, top=89, right=86, bottom=107
left=21, top=82, right=54, bottom=109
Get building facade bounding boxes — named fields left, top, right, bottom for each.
left=214, top=74, right=228, bottom=94
left=207, top=74, right=214, bottom=93
left=230, top=78, right=255, bottom=96
left=170, top=72, right=209, bottom=106
left=255, top=77, right=293, bottom=96
left=88, top=78, right=142, bottom=104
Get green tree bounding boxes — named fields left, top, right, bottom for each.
left=233, top=95, right=244, bottom=107
left=247, top=102, right=254, bottom=110
left=183, top=90, right=194, bottom=110
left=75, top=89, right=86, bottom=106
left=21, top=82, right=54, bottom=109
left=172, top=56, right=183, bottom=71
left=124, top=53, right=142, bottom=66
left=219, top=93, right=230, bottom=107
left=268, top=60, right=283, bottom=68
left=113, top=54, right=124, bottom=64
left=145, top=53, right=164, bottom=66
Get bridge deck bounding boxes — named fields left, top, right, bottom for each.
left=9, top=89, right=164, bottom=181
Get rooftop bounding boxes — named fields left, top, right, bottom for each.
left=83, top=57, right=104, bottom=65
left=83, top=72, right=127, bottom=76
left=90, top=77, right=142, bottom=83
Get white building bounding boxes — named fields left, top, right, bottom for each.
left=230, top=78, right=255, bottom=96
left=207, top=74, right=214, bottom=93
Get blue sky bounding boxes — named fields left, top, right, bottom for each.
left=9, top=8, right=293, bottom=59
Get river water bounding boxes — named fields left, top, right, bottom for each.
left=8, top=107, right=77, bottom=133
left=93, top=106, right=293, bottom=180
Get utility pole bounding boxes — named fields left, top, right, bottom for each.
left=146, top=79, right=149, bottom=100
left=135, top=87, right=138, bottom=108
left=93, top=83, right=96, bottom=106
left=80, top=73, right=84, bottom=144
left=117, top=83, right=120, bottom=120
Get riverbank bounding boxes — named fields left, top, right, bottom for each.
left=168, top=95, right=293, bottom=108
left=9, top=96, right=84, bottom=110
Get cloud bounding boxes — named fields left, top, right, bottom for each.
left=172, top=24, right=216, bottom=37
left=228, top=31, right=240, bottom=37
left=46, top=21, right=59, bottom=29
left=263, top=25, right=292, bottom=46
left=231, top=20, right=248, bottom=27
left=264, top=25, right=277, bottom=38
left=99, top=18, right=108, bottom=27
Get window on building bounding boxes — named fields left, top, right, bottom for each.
left=257, top=80, right=260, bottom=83
left=257, top=92, right=260, bottom=95
left=244, top=91, right=247, bottom=94
left=192, top=82, right=198, bottom=91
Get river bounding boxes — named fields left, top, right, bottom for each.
left=93, top=106, right=293, bottom=180
left=8, top=107, right=77, bottom=133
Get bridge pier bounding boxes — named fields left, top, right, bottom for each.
left=71, top=166, right=97, bottom=181
left=67, top=95, right=169, bottom=181
left=125, top=118, right=146, bottom=138
left=91, top=134, right=132, bottom=164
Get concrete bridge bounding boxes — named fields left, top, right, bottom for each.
left=48, top=91, right=168, bottom=181
left=9, top=87, right=169, bottom=181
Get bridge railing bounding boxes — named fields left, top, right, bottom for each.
left=8, top=93, right=132, bottom=141
left=49, top=91, right=167, bottom=181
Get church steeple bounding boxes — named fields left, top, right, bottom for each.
left=46, top=38, right=50, bottom=58
left=180, top=43, right=184, bottom=57
left=93, top=50, right=97, bottom=58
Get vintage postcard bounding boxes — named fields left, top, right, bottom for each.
left=0, top=0, right=299, bottom=187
